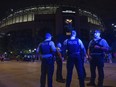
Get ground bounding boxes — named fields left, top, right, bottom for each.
left=0, top=60, right=116, bottom=87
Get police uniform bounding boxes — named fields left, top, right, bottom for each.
left=64, top=30, right=86, bottom=87
left=89, top=39, right=104, bottom=86
left=37, top=33, right=56, bottom=87
left=87, top=30, right=110, bottom=87
left=56, top=43, right=65, bottom=83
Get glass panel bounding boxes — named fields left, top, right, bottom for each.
left=8, top=18, right=12, bottom=25
left=16, top=16, right=20, bottom=23
left=19, top=16, right=23, bottom=22
left=23, top=14, right=27, bottom=22
left=28, top=13, right=32, bottom=21
left=13, top=17, right=16, bottom=24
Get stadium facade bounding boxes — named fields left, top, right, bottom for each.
left=0, top=5, right=104, bottom=54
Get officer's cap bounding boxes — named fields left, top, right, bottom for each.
left=57, top=43, right=61, bottom=48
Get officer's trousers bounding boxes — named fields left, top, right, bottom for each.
left=89, top=55, right=104, bottom=86
left=40, top=58, right=54, bottom=87
left=66, top=54, right=85, bottom=87
left=56, top=57, right=63, bottom=80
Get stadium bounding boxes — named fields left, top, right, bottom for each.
left=0, top=4, right=104, bottom=55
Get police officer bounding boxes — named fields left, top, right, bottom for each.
left=36, top=33, right=56, bottom=87
left=56, top=42, right=65, bottom=83
left=87, top=29, right=110, bottom=87
left=64, top=30, right=86, bottom=87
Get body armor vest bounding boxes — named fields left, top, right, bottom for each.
left=67, top=39, right=80, bottom=55
left=90, top=39, right=103, bottom=54
left=40, top=41, right=51, bottom=54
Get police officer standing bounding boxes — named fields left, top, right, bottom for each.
left=87, top=29, right=110, bottom=87
left=56, top=42, right=65, bottom=83
left=64, top=30, right=86, bottom=87
left=36, top=33, right=56, bottom=87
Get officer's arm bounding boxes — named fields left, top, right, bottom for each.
left=63, top=39, right=68, bottom=45
left=36, top=43, right=42, bottom=59
left=56, top=47, right=63, bottom=60
left=63, top=39, right=68, bottom=59
left=63, top=39, right=68, bottom=52
left=49, top=41, right=56, bottom=52
left=78, top=39, right=88, bottom=62
left=49, top=41, right=56, bottom=60
left=87, top=41, right=92, bottom=61
left=100, top=39, right=110, bottom=52
left=36, top=43, right=41, bottom=54
left=78, top=39, right=86, bottom=57
left=49, top=41, right=56, bottom=57
left=87, top=48, right=92, bottom=61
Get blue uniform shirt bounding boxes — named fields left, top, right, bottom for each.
left=88, top=38, right=110, bottom=56
left=37, top=39, right=56, bottom=58
left=88, top=38, right=109, bottom=48
left=64, top=37, right=86, bottom=57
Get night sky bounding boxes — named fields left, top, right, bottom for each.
left=0, top=0, right=115, bottom=46
left=0, top=0, right=116, bottom=21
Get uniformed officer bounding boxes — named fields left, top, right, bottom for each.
left=56, top=42, right=65, bottom=83
left=36, top=33, right=56, bottom=87
left=87, top=29, right=110, bottom=87
left=64, top=30, right=86, bottom=87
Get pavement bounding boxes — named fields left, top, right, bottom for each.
left=0, top=60, right=116, bottom=87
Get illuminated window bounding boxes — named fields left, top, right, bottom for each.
left=32, top=14, right=34, bottom=21
left=88, top=17, right=90, bottom=22
left=89, top=18, right=92, bottom=23
left=96, top=20, right=100, bottom=25
left=6, top=21, right=8, bottom=26
left=93, top=19, right=95, bottom=24
left=23, top=14, right=28, bottom=22
left=28, top=14, right=33, bottom=21
left=16, top=16, right=20, bottom=23
left=8, top=18, right=12, bottom=25
left=19, top=16, right=23, bottom=22
left=7, top=20, right=10, bottom=25
left=13, top=17, right=16, bottom=24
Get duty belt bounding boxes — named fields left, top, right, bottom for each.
left=41, top=54, right=53, bottom=59
left=69, top=52, right=80, bottom=56
left=90, top=53, right=104, bottom=55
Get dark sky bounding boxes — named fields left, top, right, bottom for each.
left=0, top=0, right=116, bottom=21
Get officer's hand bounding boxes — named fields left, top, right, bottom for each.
left=61, top=57, right=65, bottom=61
left=101, top=47, right=109, bottom=52
left=94, top=45, right=101, bottom=49
left=87, top=55, right=92, bottom=61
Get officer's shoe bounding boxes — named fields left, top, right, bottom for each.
left=87, top=82, right=96, bottom=86
left=56, top=79, right=65, bottom=83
